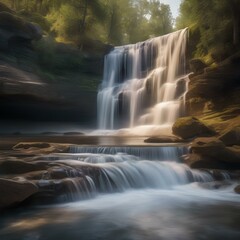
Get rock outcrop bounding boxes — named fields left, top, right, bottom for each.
left=219, top=127, right=240, bottom=146
left=172, top=117, right=215, bottom=139
left=184, top=137, right=240, bottom=169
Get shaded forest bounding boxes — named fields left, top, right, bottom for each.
left=1, top=0, right=239, bottom=61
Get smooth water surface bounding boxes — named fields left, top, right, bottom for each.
left=0, top=184, right=239, bottom=240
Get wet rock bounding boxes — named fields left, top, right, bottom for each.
left=219, top=127, right=240, bottom=146
left=172, top=117, right=215, bottom=139
left=63, top=132, right=84, bottom=136
left=191, top=137, right=240, bottom=163
left=28, top=177, right=92, bottom=204
left=184, top=137, right=240, bottom=169
left=23, top=170, right=49, bottom=180
left=48, top=166, right=70, bottom=179
left=189, top=59, right=207, bottom=74
left=13, top=142, right=71, bottom=154
left=175, top=78, right=187, bottom=99
left=183, top=153, right=227, bottom=169
left=0, top=178, right=38, bottom=209
left=191, top=137, right=225, bottom=154
left=144, top=135, right=185, bottom=143
left=0, top=160, right=46, bottom=174
left=234, top=185, right=240, bottom=194
left=14, top=142, right=51, bottom=150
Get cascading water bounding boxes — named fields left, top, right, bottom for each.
left=98, top=28, right=188, bottom=132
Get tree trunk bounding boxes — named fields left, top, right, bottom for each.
left=80, top=0, right=88, bottom=35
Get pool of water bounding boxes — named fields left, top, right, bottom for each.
left=0, top=184, right=239, bottom=240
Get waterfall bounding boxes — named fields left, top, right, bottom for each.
left=68, top=146, right=187, bottom=161
left=98, top=29, right=188, bottom=131
left=55, top=159, right=215, bottom=200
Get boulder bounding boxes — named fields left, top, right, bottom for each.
left=189, top=137, right=240, bottom=168
left=172, top=117, right=215, bottom=139
left=191, top=137, right=226, bottom=155
left=189, top=59, right=207, bottom=74
left=183, top=153, right=228, bottom=169
left=0, top=178, right=38, bottom=209
left=234, top=185, right=240, bottom=194
left=219, top=127, right=240, bottom=146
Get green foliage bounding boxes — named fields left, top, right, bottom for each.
left=176, top=0, right=240, bottom=60
left=0, top=0, right=174, bottom=46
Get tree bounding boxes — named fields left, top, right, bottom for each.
left=176, top=0, right=240, bottom=59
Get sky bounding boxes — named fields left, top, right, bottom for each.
left=161, top=0, right=182, bottom=19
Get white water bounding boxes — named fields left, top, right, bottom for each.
left=68, top=145, right=186, bottom=161
left=36, top=147, right=233, bottom=202
left=98, top=29, right=188, bottom=135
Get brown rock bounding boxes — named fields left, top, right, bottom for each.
left=13, top=142, right=51, bottom=150
left=0, top=160, right=46, bottom=174
left=172, top=117, right=215, bottom=139
left=183, top=153, right=227, bottom=169
left=13, top=142, right=70, bottom=154
left=144, top=135, right=184, bottom=143
left=0, top=178, right=38, bottom=209
left=189, top=59, right=207, bottom=74
left=191, top=137, right=226, bottom=155
left=188, top=137, right=240, bottom=168
left=219, top=127, right=240, bottom=146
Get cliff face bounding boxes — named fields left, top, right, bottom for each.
left=171, top=55, right=240, bottom=170
left=185, top=54, right=240, bottom=134
left=0, top=3, right=111, bottom=126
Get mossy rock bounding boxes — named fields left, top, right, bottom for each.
left=172, top=117, right=215, bottom=139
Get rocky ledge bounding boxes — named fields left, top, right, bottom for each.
left=0, top=141, right=239, bottom=211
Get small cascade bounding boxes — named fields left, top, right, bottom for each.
left=69, top=146, right=187, bottom=161
left=55, top=160, right=215, bottom=196
left=98, top=28, right=188, bottom=131
left=98, top=161, right=214, bottom=191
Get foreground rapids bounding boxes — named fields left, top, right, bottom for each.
left=0, top=142, right=240, bottom=240
left=24, top=145, right=233, bottom=202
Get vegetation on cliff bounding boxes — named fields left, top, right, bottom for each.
left=176, top=0, right=240, bottom=62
